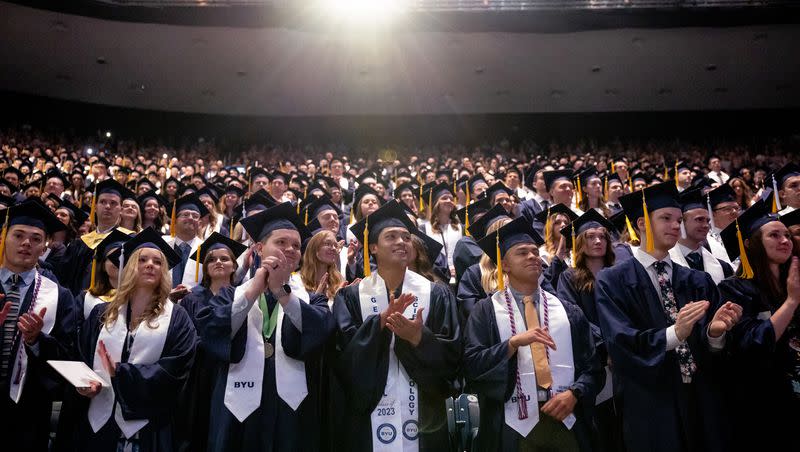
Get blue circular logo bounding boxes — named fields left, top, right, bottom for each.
left=403, top=420, right=419, bottom=441
left=377, top=423, right=396, bottom=444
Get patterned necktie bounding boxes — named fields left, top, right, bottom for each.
left=172, top=242, right=190, bottom=287
left=1, top=274, right=21, bottom=381
left=653, top=261, right=696, bottom=383
left=522, top=295, right=552, bottom=389
left=685, top=251, right=703, bottom=271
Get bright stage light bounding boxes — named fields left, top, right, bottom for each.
left=318, top=0, right=407, bottom=23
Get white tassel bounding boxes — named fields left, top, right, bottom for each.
left=118, top=251, right=125, bottom=289
left=707, top=196, right=716, bottom=231
left=773, top=175, right=782, bottom=211
left=680, top=219, right=687, bottom=240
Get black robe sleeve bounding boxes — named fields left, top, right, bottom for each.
left=111, top=305, right=197, bottom=421
left=280, top=292, right=336, bottom=360
left=456, top=263, right=487, bottom=325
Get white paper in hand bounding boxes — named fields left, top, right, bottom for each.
left=48, top=360, right=104, bottom=388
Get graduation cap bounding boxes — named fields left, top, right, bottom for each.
left=574, top=167, right=600, bottom=205
left=421, top=182, right=455, bottom=211
left=350, top=199, right=417, bottom=277
left=168, top=193, right=210, bottom=237
left=619, top=182, right=680, bottom=253
left=0, top=179, right=18, bottom=194
left=90, top=229, right=131, bottom=289
left=137, top=190, right=167, bottom=209
left=115, top=227, right=182, bottom=273
left=704, top=183, right=737, bottom=230
left=0, top=200, right=67, bottom=266
left=315, top=175, right=339, bottom=190
left=466, top=174, right=488, bottom=194
left=560, top=209, right=615, bottom=264
left=135, top=177, right=156, bottom=192
left=239, top=202, right=311, bottom=244
left=780, top=207, right=800, bottom=229
left=630, top=171, right=650, bottom=186
left=197, top=186, right=219, bottom=204
left=476, top=216, right=544, bottom=292
left=43, top=170, right=68, bottom=186
left=543, top=169, right=573, bottom=192
left=306, top=182, right=330, bottom=200
left=302, top=196, right=342, bottom=226
left=533, top=203, right=579, bottom=225
left=0, top=194, right=14, bottom=208
left=770, top=163, right=800, bottom=212
left=92, top=157, right=111, bottom=168
left=691, top=175, right=716, bottom=191
left=679, top=187, right=706, bottom=213
left=456, top=197, right=492, bottom=237
left=355, top=171, right=379, bottom=186
left=224, top=185, right=245, bottom=198
left=482, top=182, right=514, bottom=204
left=187, top=231, right=249, bottom=283
left=410, top=228, right=443, bottom=265
left=351, top=184, right=383, bottom=223
left=393, top=181, right=419, bottom=199
left=466, top=203, right=510, bottom=240
left=56, top=197, right=89, bottom=225
left=720, top=198, right=779, bottom=278
left=3, top=167, right=24, bottom=181
left=608, top=210, right=637, bottom=239
left=163, top=176, right=184, bottom=190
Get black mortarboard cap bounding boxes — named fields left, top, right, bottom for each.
left=560, top=208, right=615, bottom=249
left=466, top=203, right=511, bottom=239
left=619, top=182, right=680, bottom=222
left=543, top=169, right=573, bottom=192
left=533, top=203, right=579, bottom=224
left=239, top=202, right=311, bottom=243
left=477, top=216, right=544, bottom=265
left=1, top=199, right=67, bottom=234
left=188, top=231, right=248, bottom=262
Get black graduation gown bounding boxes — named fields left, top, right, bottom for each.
left=542, top=255, right=568, bottom=292
left=0, top=273, right=77, bottom=452
left=463, top=294, right=602, bottom=452
left=595, top=259, right=730, bottom=452
left=194, top=287, right=335, bottom=452
left=453, top=236, right=482, bottom=287
left=173, top=285, right=219, bottom=452
left=557, top=269, right=624, bottom=452
left=718, top=277, right=800, bottom=451
left=456, top=263, right=486, bottom=325
left=73, top=302, right=196, bottom=452
left=58, top=238, right=94, bottom=295
left=332, top=281, right=461, bottom=452
left=612, top=243, right=633, bottom=263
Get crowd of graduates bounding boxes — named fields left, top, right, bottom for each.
left=1, top=126, right=799, bottom=452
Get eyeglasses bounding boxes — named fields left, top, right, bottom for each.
left=713, top=205, right=740, bottom=215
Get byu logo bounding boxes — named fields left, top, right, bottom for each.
left=403, top=420, right=419, bottom=441
left=376, top=423, right=397, bottom=444
left=234, top=381, right=255, bottom=389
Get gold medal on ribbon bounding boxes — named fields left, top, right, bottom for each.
left=264, top=342, right=274, bottom=359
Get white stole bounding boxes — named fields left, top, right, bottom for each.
left=491, top=288, right=576, bottom=437
left=224, top=273, right=309, bottom=422
left=669, top=246, right=725, bottom=284
left=87, top=300, right=174, bottom=437
left=9, top=272, right=59, bottom=403
left=339, top=247, right=349, bottom=279
left=707, top=231, right=731, bottom=265
left=358, top=270, right=431, bottom=452
left=83, top=292, right=105, bottom=320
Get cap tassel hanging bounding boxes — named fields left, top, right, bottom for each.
left=0, top=209, right=10, bottom=267
left=496, top=231, right=504, bottom=292
left=89, top=250, right=98, bottom=291
left=674, top=162, right=680, bottom=189
left=772, top=175, right=782, bottom=213
left=736, top=219, right=754, bottom=279
left=304, top=207, right=309, bottom=225
left=418, top=185, right=424, bottom=211
left=169, top=200, right=177, bottom=237
left=349, top=207, right=354, bottom=225
left=707, top=196, right=716, bottom=230
left=229, top=217, right=234, bottom=239
left=625, top=215, right=639, bottom=242
left=194, top=246, right=201, bottom=283
left=642, top=191, right=655, bottom=253
left=363, top=216, right=371, bottom=277
left=544, top=206, right=552, bottom=235
left=89, top=186, right=98, bottom=227
left=627, top=174, right=634, bottom=193
left=680, top=219, right=687, bottom=240
left=575, top=177, right=583, bottom=205
left=464, top=190, right=471, bottom=237
left=571, top=227, right=577, bottom=268
left=603, top=175, right=609, bottom=203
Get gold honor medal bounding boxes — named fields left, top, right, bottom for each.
left=264, top=342, right=274, bottom=359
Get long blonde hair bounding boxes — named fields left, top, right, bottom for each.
left=544, top=213, right=569, bottom=257
left=480, top=217, right=512, bottom=294
left=300, top=230, right=344, bottom=300
left=428, top=197, right=461, bottom=234
left=101, top=247, right=172, bottom=329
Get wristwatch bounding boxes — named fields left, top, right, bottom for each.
left=270, top=283, right=292, bottom=298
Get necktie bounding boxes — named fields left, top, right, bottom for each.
left=685, top=251, right=703, bottom=271
left=540, top=200, right=550, bottom=211
left=653, top=261, right=696, bottom=382
left=522, top=295, right=552, bottom=389
left=172, top=242, right=190, bottom=287
left=1, top=274, right=21, bottom=381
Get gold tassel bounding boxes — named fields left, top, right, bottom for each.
left=296, top=201, right=301, bottom=214
left=428, top=190, right=433, bottom=217
left=363, top=216, right=371, bottom=277
left=571, top=226, right=577, bottom=268
left=464, top=190, right=471, bottom=237
left=349, top=207, right=354, bottom=225
left=772, top=192, right=779, bottom=214
left=674, top=162, right=679, bottom=188
left=170, top=200, right=177, bottom=237
left=628, top=174, right=634, bottom=193
left=642, top=192, right=654, bottom=253
left=544, top=206, right=552, bottom=236
left=0, top=209, right=10, bottom=267
left=419, top=185, right=424, bottom=211
left=89, top=186, right=97, bottom=227
left=576, top=177, right=583, bottom=205
left=195, top=245, right=201, bottom=283
left=611, top=161, right=616, bottom=174
left=663, top=166, right=668, bottom=181
left=736, top=219, right=754, bottom=279
left=229, top=217, right=234, bottom=239
left=603, top=175, right=609, bottom=203
left=90, top=251, right=97, bottom=290
left=496, top=231, right=504, bottom=292
left=304, top=208, right=309, bottom=225
left=625, top=215, right=639, bottom=242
